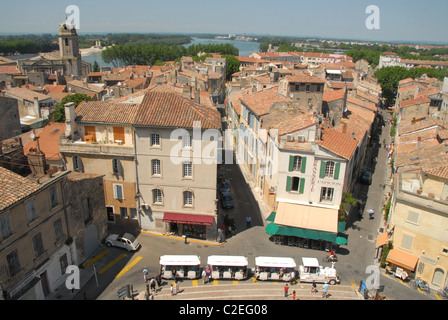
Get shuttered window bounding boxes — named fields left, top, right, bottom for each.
left=113, top=184, right=124, bottom=200
left=0, top=213, right=12, bottom=239
left=26, top=198, right=37, bottom=222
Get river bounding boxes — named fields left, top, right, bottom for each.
left=82, top=37, right=260, bottom=68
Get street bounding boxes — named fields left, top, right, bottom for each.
left=69, top=115, right=438, bottom=301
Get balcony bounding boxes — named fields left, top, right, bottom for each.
left=59, top=134, right=134, bottom=157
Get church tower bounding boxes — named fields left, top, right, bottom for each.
left=58, top=22, right=82, bottom=76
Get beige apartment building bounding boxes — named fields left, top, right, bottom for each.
left=133, top=92, right=221, bottom=241
left=386, top=170, right=448, bottom=289
left=0, top=168, right=70, bottom=300
left=59, top=101, right=139, bottom=226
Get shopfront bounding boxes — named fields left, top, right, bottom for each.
left=163, top=212, right=214, bottom=240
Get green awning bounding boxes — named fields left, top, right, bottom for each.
left=336, top=236, right=348, bottom=245
left=338, top=222, right=346, bottom=233
left=266, top=211, right=276, bottom=222
left=265, top=223, right=340, bottom=243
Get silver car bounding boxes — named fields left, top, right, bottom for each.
left=105, top=233, right=141, bottom=251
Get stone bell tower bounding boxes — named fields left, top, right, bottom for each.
left=58, top=22, right=82, bottom=76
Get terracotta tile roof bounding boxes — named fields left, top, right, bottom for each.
left=4, top=87, right=52, bottom=102
left=425, top=166, right=448, bottom=180
left=399, top=78, right=414, bottom=86
left=68, top=80, right=106, bottom=93
left=398, top=85, right=418, bottom=94
left=335, top=113, right=370, bottom=142
left=44, top=84, right=67, bottom=93
left=0, top=65, right=21, bottom=75
left=0, top=167, right=42, bottom=211
left=75, top=101, right=140, bottom=124
left=400, top=97, right=430, bottom=108
left=284, top=73, right=326, bottom=84
left=134, top=92, right=221, bottom=129
left=398, top=118, right=438, bottom=136
left=240, top=88, right=293, bottom=117
left=23, top=122, right=65, bottom=160
left=323, top=89, right=345, bottom=102
left=274, top=112, right=316, bottom=136
left=317, top=128, right=358, bottom=160
left=346, top=96, right=377, bottom=112
left=438, top=129, right=448, bottom=141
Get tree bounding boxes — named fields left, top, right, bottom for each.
left=92, top=61, right=100, bottom=72
left=222, top=55, right=240, bottom=81
left=53, top=93, right=93, bottom=123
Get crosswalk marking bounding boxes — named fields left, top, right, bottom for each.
left=350, top=279, right=358, bottom=288
left=192, top=280, right=198, bottom=286
left=233, top=280, right=238, bottom=285
left=213, top=280, right=219, bottom=285
left=115, top=256, right=142, bottom=279
left=98, top=253, right=127, bottom=274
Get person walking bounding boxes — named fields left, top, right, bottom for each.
left=292, top=290, right=296, bottom=300
left=284, top=283, right=289, bottom=297
left=202, top=269, right=207, bottom=285
left=290, top=270, right=295, bottom=285
left=322, top=282, right=329, bottom=298
left=150, top=276, right=156, bottom=294
left=246, top=216, right=252, bottom=228
left=369, top=209, right=374, bottom=220
left=311, top=281, right=317, bottom=294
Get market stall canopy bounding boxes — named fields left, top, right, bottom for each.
left=375, top=232, right=389, bottom=248
left=386, top=249, right=419, bottom=271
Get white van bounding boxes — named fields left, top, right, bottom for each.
left=159, top=255, right=201, bottom=279
left=298, top=257, right=340, bottom=285
left=207, top=255, right=249, bottom=280
left=254, top=256, right=296, bottom=282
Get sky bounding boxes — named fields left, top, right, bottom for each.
left=0, top=0, right=447, bottom=44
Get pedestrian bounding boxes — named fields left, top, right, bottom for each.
left=292, top=290, right=296, bottom=300
left=156, top=273, right=162, bottom=287
left=322, top=282, right=329, bottom=298
left=246, top=216, right=251, bottom=228
left=171, top=281, right=176, bottom=295
left=150, top=276, right=156, bottom=293
left=290, top=270, right=295, bottom=285
left=175, top=279, right=180, bottom=294
left=202, top=269, right=207, bottom=284
left=143, top=268, right=149, bottom=283
left=311, top=281, right=317, bottom=294
left=369, top=209, right=374, bottom=220
left=284, top=283, right=289, bottom=297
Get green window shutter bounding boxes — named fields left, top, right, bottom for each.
left=299, top=178, right=305, bottom=194
left=288, top=155, right=294, bottom=172
left=301, top=157, right=307, bottom=173
left=319, top=161, right=326, bottom=178
left=286, top=176, right=292, bottom=192
left=334, top=162, right=341, bottom=180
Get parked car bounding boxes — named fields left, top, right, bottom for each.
left=360, top=171, right=372, bottom=185
left=105, top=233, right=141, bottom=251
left=219, top=179, right=230, bottom=195
left=220, top=191, right=234, bottom=209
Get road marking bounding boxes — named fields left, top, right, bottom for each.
left=98, top=253, right=127, bottom=274
left=233, top=280, right=239, bottom=285
left=82, top=249, right=110, bottom=268
left=350, top=279, right=358, bottom=288
left=192, top=280, right=198, bottom=286
left=115, top=256, right=142, bottom=279
left=213, top=280, right=219, bottom=285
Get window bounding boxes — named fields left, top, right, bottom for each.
left=112, top=159, right=121, bottom=175
left=306, top=84, right=310, bottom=92
left=291, top=177, right=300, bottom=191
left=151, top=159, right=161, bottom=175
left=325, top=161, right=335, bottom=177
left=406, top=210, right=420, bottom=224
left=292, top=156, right=302, bottom=171
left=401, top=234, right=414, bottom=251
left=6, top=250, right=21, bottom=277
left=82, top=198, right=91, bottom=221
left=182, top=135, right=192, bottom=148
left=183, top=191, right=193, bottom=206
left=59, top=253, right=68, bottom=275
left=32, top=233, right=45, bottom=258
left=150, top=133, right=160, bottom=147
left=152, top=189, right=163, bottom=204
left=320, top=187, right=334, bottom=202
left=49, top=186, right=59, bottom=208
left=0, top=213, right=12, bottom=240
left=54, top=218, right=64, bottom=242
left=129, top=208, right=137, bottom=219
left=72, top=156, right=83, bottom=172
left=113, top=184, right=124, bottom=200
left=120, top=207, right=128, bottom=219
left=26, top=198, right=37, bottom=222
left=183, top=161, right=192, bottom=178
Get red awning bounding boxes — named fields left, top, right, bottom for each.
left=163, top=213, right=214, bottom=226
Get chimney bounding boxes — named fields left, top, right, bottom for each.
left=6, top=81, right=12, bottom=90
left=64, top=102, right=78, bottom=138
left=34, top=97, right=41, bottom=118
left=27, top=148, right=47, bottom=175
left=194, top=90, right=200, bottom=104
left=342, top=122, right=347, bottom=134
left=417, top=136, right=421, bottom=149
